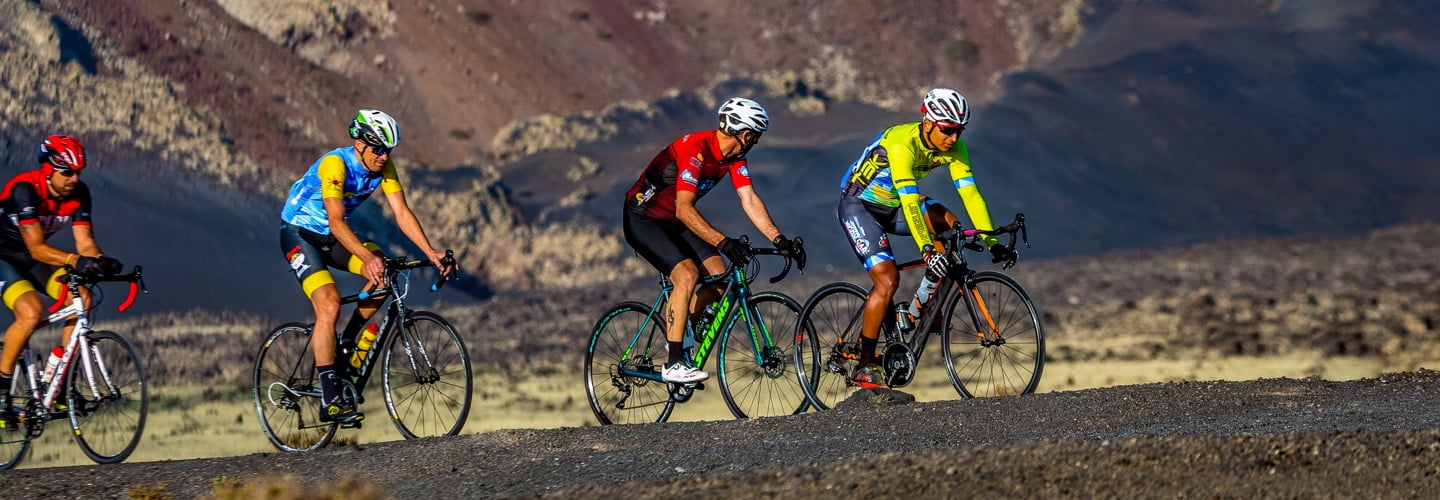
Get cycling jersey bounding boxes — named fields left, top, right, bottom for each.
left=624, top=130, right=753, bottom=222
left=281, top=147, right=402, bottom=234
left=0, top=169, right=92, bottom=254
left=838, top=122, right=995, bottom=253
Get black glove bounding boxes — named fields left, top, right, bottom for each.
left=924, top=250, right=950, bottom=280
left=99, top=255, right=123, bottom=275
left=717, top=237, right=750, bottom=265
left=772, top=235, right=806, bottom=270
left=74, top=255, right=104, bottom=276
left=989, top=243, right=1018, bottom=268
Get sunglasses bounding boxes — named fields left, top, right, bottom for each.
left=54, top=169, right=80, bottom=177
left=365, top=142, right=393, bottom=156
left=936, top=125, right=964, bottom=137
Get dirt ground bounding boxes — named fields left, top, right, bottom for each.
left=7, top=370, right=1440, bottom=498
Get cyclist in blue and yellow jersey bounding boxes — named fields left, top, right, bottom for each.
left=836, top=88, right=1017, bottom=389
left=280, top=109, right=455, bottom=427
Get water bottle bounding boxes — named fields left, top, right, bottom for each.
left=907, top=274, right=940, bottom=319
left=682, top=321, right=697, bottom=351
left=349, top=323, right=380, bottom=369
left=894, top=303, right=915, bottom=332
left=40, top=347, right=63, bottom=385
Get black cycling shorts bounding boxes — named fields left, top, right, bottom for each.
left=279, top=222, right=382, bottom=298
left=622, top=208, right=719, bottom=275
left=0, top=250, right=64, bottom=309
left=838, top=196, right=943, bottom=270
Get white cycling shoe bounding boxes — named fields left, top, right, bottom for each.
left=661, top=363, right=710, bottom=383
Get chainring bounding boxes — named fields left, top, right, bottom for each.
left=881, top=343, right=917, bottom=387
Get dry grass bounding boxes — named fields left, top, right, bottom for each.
left=207, top=474, right=383, bottom=500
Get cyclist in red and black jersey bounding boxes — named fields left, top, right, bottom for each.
left=622, top=97, right=806, bottom=384
left=0, top=136, right=123, bottom=430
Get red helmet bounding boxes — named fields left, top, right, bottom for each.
left=37, top=135, right=86, bottom=177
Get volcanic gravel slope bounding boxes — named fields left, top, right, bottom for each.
left=7, top=371, right=1440, bottom=497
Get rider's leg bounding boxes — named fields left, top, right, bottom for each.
left=665, top=259, right=700, bottom=367
left=0, top=288, right=44, bottom=426
left=860, top=261, right=900, bottom=365
left=337, top=243, right=387, bottom=344
left=688, top=255, right=727, bottom=327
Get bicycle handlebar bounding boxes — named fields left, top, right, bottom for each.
left=710, top=235, right=801, bottom=285
left=48, top=265, right=148, bottom=314
left=356, top=250, right=456, bottom=301
left=947, top=213, right=1028, bottom=270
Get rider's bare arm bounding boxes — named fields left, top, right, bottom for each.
left=674, top=190, right=726, bottom=246
left=72, top=224, right=103, bottom=258
left=735, top=185, right=781, bottom=243
left=19, top=223, right=77, bottom=267
left=383, top=189, right=452, bottom=276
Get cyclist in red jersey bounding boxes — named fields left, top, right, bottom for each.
left=0, top=136, right=123, bottom=430
left=622, top=97, right=806, bottom=384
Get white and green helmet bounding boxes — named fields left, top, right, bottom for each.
left=348, top=109, right=400, bottom=148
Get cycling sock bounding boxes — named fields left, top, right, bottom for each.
left=667, top=341, right=684, bottom=366
left=0, top=373, right=10, bottom=398
left=858, top=336, right=878, bottom=367
left=317, top=364, right=338, bottom=405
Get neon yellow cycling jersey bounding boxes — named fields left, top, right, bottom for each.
left=839, top=122, right=996, bottom=251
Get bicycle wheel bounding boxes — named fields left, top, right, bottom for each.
left=585, top=301, right=675, bottom=425
left=253, top=323, right=336, bottom=452
left=0, top=366, right=33, bottom=469
left=718, top=291, right=808, bottom=418
left=382, top=311, right=473, bottom=439
left=66, top=330, right=148, bottom=464
left=795, top=282, right=892, bottom=410
left=942, top=270, right=1045, bottom=398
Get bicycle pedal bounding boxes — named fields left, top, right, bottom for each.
left=341, top=421, right=363, bottom=430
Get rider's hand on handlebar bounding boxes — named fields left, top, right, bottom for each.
left=923, top=249, right=950, bottom=280
left=361, top=252, right=388, bottom=287
left=717, top=237, right=750, bottom=266
left=772, top=234, right=806, bottom=271
left=428, top=249, right=456, bottom=278
left=75, top=255, right=121, bottom=276
left=989, top=243, right=1018, bottom=268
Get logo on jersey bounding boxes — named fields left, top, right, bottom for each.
left=680, top=169, right=698, bottom=187
left=286, top=245, right=311, bottom=277
left=634, top=186, right=656, bottom=204
left=736, top=165, right=750, bottom=178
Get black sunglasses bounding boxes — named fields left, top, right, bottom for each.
left=937, top=125, right=964, bottom=137
left=54, top=168, right=80, bottom=177
left=365, top=142, right=393, bottom=156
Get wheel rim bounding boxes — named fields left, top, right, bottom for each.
left=796, top=284, right=870, bottom=410
left=719, top=293, right=807, bottom=418
left=383, top=313, right=472, bottom=438
left=585, top=303, right=674, bottom=425
left=68, top=331, right=147, bottom=463
left=944, top=274, right=1045, bottom=398
left=253, top=325, right=334, bottom=452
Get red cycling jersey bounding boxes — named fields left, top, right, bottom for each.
left=0, top=169, right=92, bottom=253
left=624, top=130, right=753, bottom=221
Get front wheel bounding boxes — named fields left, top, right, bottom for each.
left=66, top=330, right=148, bottom=464
left=253, top=323, right=336, bottom=452
left=717, top=291, right=808, bottom=419
left=585, top=301, right=675, bottom=425
left=942, top=270, right=1045, bottom=398
left=0, top=368, right=33, bottom=469
left=382, top=311, right=473, bottom=439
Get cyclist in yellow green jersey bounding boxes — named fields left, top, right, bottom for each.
left=836, top=88, right=1017, bottom=389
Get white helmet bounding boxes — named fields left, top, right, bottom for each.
left=717, top=97, right=770, bottom=136
left=348, top=109, right=401, bottom=148
left=921, top=88, right=969, bottom=126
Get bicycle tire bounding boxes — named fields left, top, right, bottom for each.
left=382, top=311, right=473, bottom=439
left=252, top=323, right=336, bottom=452
left=0, top=365, right=33, bottom=469
left=66, top=330, right=148, bottom=464
left=942, top=270, right=1045, bottom=398
left=585, top=301, right=675, bottom=425
left=795, top=282, right=895, bottom=410
left=717, top=291, right=808, bottom=419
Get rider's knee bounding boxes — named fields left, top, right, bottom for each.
left=669, top=260, right=700, bottom=286
left=9, top=294, right=44, bottom=327
left=309, top=288, right=341, bottom=318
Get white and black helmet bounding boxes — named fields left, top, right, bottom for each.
left=348, top=109, right=401, bottom=148
left=921, top=88, right=969, bottom=126
left=717, top=97, right=770, bottom=136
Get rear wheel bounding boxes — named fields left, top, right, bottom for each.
left=942, top=271, right=1045, bottom=398
left=253, top=323, right=336, bottom=452
left=382, top=311, right=473, bottom=439
left=717, top=292, right=808, bottom=418
left=585, top=302, right=675, bottom=424
left=795, top=282, right=894, bottom=410
left=67, top=330, right=148, bottom=464
left=0, top=368, right=33, bottom=469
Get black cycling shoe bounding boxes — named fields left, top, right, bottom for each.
left=320, top=401, right=365, bottom=429
left=0, top=395, right=17, bottom=432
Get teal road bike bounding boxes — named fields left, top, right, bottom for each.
left=586, top=237, right=808, bottom=424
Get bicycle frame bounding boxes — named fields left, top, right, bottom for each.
left=616, top=266, right=770, bottom=383
left=890, top=223, right=1022, bottom=354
